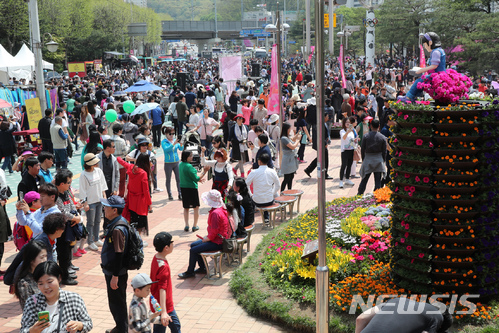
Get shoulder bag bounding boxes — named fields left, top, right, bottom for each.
left=218, top=214, right=237, bottom=254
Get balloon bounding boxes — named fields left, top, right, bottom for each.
left=123, top=100, right=135, bottom=114
left=105, top=110, right=118, bottom=123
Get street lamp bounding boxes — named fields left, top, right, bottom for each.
left=44, top=33, right=59, bottom=83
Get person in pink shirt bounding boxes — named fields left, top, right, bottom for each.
left=240, top=99, right=255, bottom=126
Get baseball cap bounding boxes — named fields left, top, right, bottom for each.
left=24, top=191, right=40, bottom=204
left=153, top=232, right=176, bottom=252
left=131, top=273, right=157, bottom=289
left=100, top=195, right=126, bottom=208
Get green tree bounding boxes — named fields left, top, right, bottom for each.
left=0, top=0, right=29, bottom=54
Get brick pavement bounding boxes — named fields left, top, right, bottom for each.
left=0, top=132, right=377, bottom=332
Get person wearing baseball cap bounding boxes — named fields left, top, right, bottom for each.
left=129, top=273, right=161, bottom=332
left=150, top=232, right=181, bottom=332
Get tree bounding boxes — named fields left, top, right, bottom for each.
left=0, top=0, right=29, bottom=54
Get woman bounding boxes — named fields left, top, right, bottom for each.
left=80, top=130, right=103, bottom=167
left=214, top=83, right=224, bottom=112
left=79, top=153, right=107, bottom=251
left=205, top=90, right=216, bottom=117
left=226, top=191, right=247, bottom=238
left=179, top=150, right=207, bottom=232
left=0, top=120, right=16, bottom=173
left=14, top=240, right=47, bottom=309
left=79, top=103, right=93, bottom=144
left=118, top=153, right=152, bottom=240
left=201, top=147, right=234, bottom=200
left=178, top=190, right=230, bottom=279
left=228, top=91, right=240, bottom=113
left=231, top=178, right=254, bottom=227
left=20, top=261, right=92, bottom=333
left=209, top=136, right=226, bottom=160
left=280, top=123, right=301, bottom=192
left=195, top=108, right=219, bottom=156
left=161, top=126, right=183, bottom=201
left=339, top=116, right=358, bottom=188
left=228, top=114, right=249, bottom=177
left=266, top=113, right=281, bottom=151
left=168, top=96, right=179, bottom=135
left=295, top=107, right=312, bottom=163
left=241, top=99, right=254, bottom=126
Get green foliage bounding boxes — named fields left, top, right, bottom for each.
left=0, top=0, right=29, bottom=54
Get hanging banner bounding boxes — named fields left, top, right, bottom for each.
left=49, top=88, right=58, bottom=111
left=307, top=46, right=315, bottom=65
left=25, top=98, right=43, bottom=129
left=219, top=56, right=242, bottom=103
left=419, top=45, right=426, bottom=68
left=339, top=44, right=347, bottom=89
left=267, top=44, right=280, bottom=115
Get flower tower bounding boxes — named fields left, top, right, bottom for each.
left=389, top=100, right=499, bottom=298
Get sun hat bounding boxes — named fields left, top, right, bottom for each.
left=83, top=153, right=100, bottom=166
left=201, top=190, right=225, bottom=209
left=307, top=97, right=317, bottom=106
left=135, top=100, right=143, bottom=107
left=365, top=116, right=374, bottom=121
left=233, top=114, right=246, bottom=122
left=100, top=195, right=126, bottom=208
left=21, top=150, right=34, bottom=157
left=268, top=114, right=279, bottom=124
left=24, top=191, right=40, bottom=204
left=290, top=94, right=301, bottom=102
left=131, top=273, right=157, bottom=289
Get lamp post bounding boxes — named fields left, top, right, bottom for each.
left=314, top=0, right=328, bottom=332
left=44, top=33, right=59, bottom=85
left=28, top=0, right=48, bottom=111
left=359, top=0, right=383, bottom=68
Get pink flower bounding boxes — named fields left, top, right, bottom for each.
left=411, top=127, right=417, bottom=134
left=416, top=139, right=423, bottom=146
left=405, top=224, right=410, bottom=230
left=415, top=176, right=421, bottom=182
left=408, top=192, right=413, bottom=196
left=423, top=177, right=430, bottom=183
left=404, top=232, right=409, bottom=238
left=411, top=259, right=414, bottom=263
left=405, top=173, right=410, bottom=178
left=407, top=246, right=412, bottom=251
left=404, top=115, right=409, bottom=120
left=419, top=253, right=424, bottom=258
left=409, top=186, right=416, bottom=192
left=429, top=142, right=434, bottom=148
left=400, top=238, right=405, bottom=243
left=368, top=255, right=374, bottom=260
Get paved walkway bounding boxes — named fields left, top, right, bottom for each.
left=0, top=132, right=374, bottom=332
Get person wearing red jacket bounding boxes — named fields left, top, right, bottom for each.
left=117, top=154, right=152, bottom=244
left=178, top=190, right=230, bottom=279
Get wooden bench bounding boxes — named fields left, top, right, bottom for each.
left=274, top=195, right=298, bottom=221
left=244, top=224, right=255, bottom=252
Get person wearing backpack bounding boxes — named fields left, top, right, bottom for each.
left=101, top=195, right=132, bottom=333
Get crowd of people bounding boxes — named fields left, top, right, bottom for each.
left=0, top=39, right=489, bottom=331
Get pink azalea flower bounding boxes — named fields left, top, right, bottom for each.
left=400, top=238, right=405, bottom=243
left=412, top=127, right=417, bottom=134
left=419, top=253, right=424, bottom=258
left=416, top=139, right=423, bottom=146
left=407, top=246, right=412, bottom=251
left=415, top=176, right=421, bottom=182
left=423, top=177, right=430, bottom=183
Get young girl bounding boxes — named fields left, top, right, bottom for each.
left=201, top=147, right=233, bottom=200
left=14, top=240, right=47, bottom=309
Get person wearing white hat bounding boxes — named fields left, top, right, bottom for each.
left=178, top=190, right=230, bottom=279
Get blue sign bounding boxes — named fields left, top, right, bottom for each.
left=164, top=40, right=181, bottom=42
left=288, top=41, right=296, bottom=44
left=239, top=29, right=271, bottom=37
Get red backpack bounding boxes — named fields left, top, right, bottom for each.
left=13, top=222, right=31, bottom=251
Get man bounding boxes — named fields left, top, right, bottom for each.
left=379, top=98, right=394, bottom=130
left=38, top=109, right=53, bottom=153
left=252, top=134, right=273, bottom=169
left=356, top=298, right=453, bottom=333
left=149, top=96, right=165, bottom=147
left=98, top=139, right=120, bottom=198
left=50, top=116, right=69, bottom=169
left=16, top=183, right=60, bottom=239
left=253, top=99, right=268, bottom=128
left=380, top=110, right=395, bottom=187
left=110, top=124, right=129, bottom=197
left=245, top=154, right=280, bottom=225
left=357, top=120, right=386, bottom=195
left=259, top=86, right=270, bottom=108
left=38, top=151, right=54, bottom=183
left=175, top=95, right=189, bottom=136
left=101, top=195, right=130, bottom=333
left=304, top=113, right=333, bottom=180
left=184, top=86, right=197, bottom=109
left=17, top=157, right=45, bottom=198
left=367, top=86, right=378, bottom=118
left=376, top=87, right=388, bottom=120
left=54, top=169, right=81, bottom=285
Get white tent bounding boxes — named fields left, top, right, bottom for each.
left=0, top=43, right=54, bottom=81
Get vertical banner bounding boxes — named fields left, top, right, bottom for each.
left=419, top=45, right=426, bottom=68
left=307, top=46, right=315, bottom=65
left=339, top=44, right=347, bottom=89
left=25, top=98, right=43, bottom=129
left=219, top=56, right=243, bottom=104
left=49, top=88, right=58, bottom=111
left=267, top=44, right=279, bottom=115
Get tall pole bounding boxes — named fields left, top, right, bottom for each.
left=276, top=3, right=283, bottom=170
left=365, top=9, right=375, bottom=68
left=215, top=0, right=218, bottom=39
left=314, top=0, right=329, bottom=331
left=306, top=0, right=311, bottom=59
left=28, top=0, right=47, bottom=111
left=329, top=2, right=334, bottom=55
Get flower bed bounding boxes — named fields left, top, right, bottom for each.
left=389, top=99, right=499, bottom=299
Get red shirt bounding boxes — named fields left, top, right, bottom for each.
left=150, top=255, right=174, bottom=314
left=207, top=207, right=230, bottom=245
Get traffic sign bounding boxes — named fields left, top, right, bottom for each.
left=288, top=41, right=296, bottom=44
left=324, top=13, right=329, bottom=28
left=333, top=13, right=337, bottom=27
left=345, top=25, right=361, bottom=32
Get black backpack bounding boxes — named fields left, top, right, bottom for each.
left=113, top=221, right=144, bottom=270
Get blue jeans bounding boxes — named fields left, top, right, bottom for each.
left=86, top=202, right=102, bottom=244
left=187, top=240, right=223, bottom=273
left=200, top=139, right=212, bottom=156
left=1, top=155, right=12, bottom=173
left=177, top=121, right=187, bottom=136
left=54, top=148, right=68, bottom=169
left=152, top=309, right=181, bottom=333
left=406, top=75, right=428, bottom=100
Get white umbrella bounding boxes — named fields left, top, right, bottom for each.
left=131, top=102, right=160, bottom=116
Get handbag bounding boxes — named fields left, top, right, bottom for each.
left=218, top=215, right=237, bottom=254
left=301, top=131, right=308, bottom=144
left=353, top=145, right=361, bottom=162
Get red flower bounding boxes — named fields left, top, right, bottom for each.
left=398, top=160, right=403, bottom=166
left=407, top=246, right=412, bottom=251
left=404, top=232, right=409, bottom=237
left=405, top=173, right=410, bottom=178
left=423, top=177, right=430, bottom=183
left=412, top=127, right=417, bottom=134
left=400, top=238, right=405, bottom=243
left=415, top=176, right=421, bottom=182
left=419, top=253, right=424, bottom=258
left=416, top=139, right=423, bottom=146
left=409, top=186, right=416, bottom=192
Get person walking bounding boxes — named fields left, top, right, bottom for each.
left=195, top=108, right=219, bottom=156
left=304, top=113, right=333, bottom=180
left=357, top=120, right=387, bottom=195
left=50, top=117, right=69, bottom=170
left=179, top=151, right=207, bottom=232
left=228, top=114, right=249, bottom=177
left=38, top=109, right=53, bottom=153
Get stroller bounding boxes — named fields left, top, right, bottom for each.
left=182, top=130, right=202, bottom=170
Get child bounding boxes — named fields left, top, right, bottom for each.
left=129, top=273, right=161, bottom=333
left=150, top=232, right=181, bottom=333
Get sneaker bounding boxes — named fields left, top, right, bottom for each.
left=345, top=179, right=355, bottom=186
left=339, top=181, right=344, bottom=188
left=61, top=278, right=78, bottom=286
left=153, top=188, right=164, bottom=193
left=299, top=159, right=307, bottom=163
left=142, top=241, right=148, bottom=247
left=168, top=196, right=174, bottom=201
left=77, top=248, right=87, bottom=255
left=88, top=243, right=99, bottom=251
left=95, top=240, right=104, bottom=247
left=73, top=251, right=82, bottom=257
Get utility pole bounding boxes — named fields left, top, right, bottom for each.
left=329, top=1, right=334, bottom=55
left=306, top=0, right=311, bottom=58
left=314, top=0, right=329, bottom=331
left=215, top=0, right=218, bottom=39
left=28, top=0, right=47, bottom=111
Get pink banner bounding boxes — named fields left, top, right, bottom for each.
left=50, top=88, right=58, bottom=111
left=419, top=45, right=425, bottom=68
left=267, top=44, right=280, bottom=115
left=339, top=45, right=347, bottom=89
left=219, top=56, right=242, bottom=103
left=307, top=46, right=315, bottom=65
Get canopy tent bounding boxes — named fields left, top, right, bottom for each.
left=0, top=43, right=53, bottom=81
left=124, top=80, right=164, bottom=93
